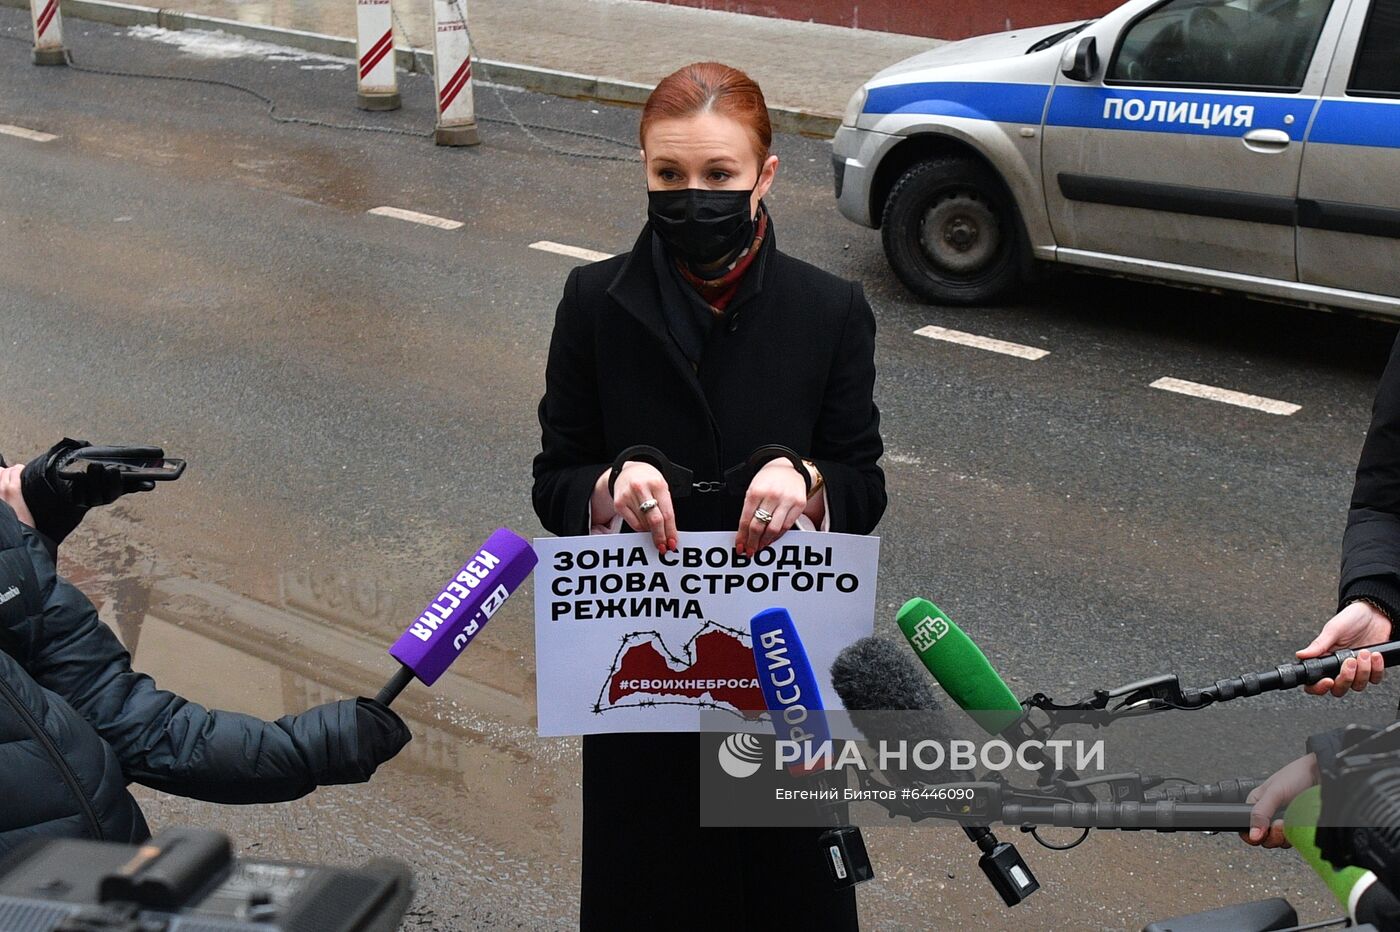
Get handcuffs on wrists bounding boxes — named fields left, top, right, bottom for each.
left=607, top=444, right=820, bottom=501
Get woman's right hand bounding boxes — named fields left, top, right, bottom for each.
left=594, top=462, right=677, bottom=553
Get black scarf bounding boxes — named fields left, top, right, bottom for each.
left=648, top=218, right=774, bottom=368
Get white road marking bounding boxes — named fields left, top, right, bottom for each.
left=529, top=240, right=614, bottom=263
left=914, top=325, right=1049, bottom=361
left=0, top=124, right=57, bottom=143
left=1149, top=377, right=1301, bottom=416
left=368, top=206, right=463, bottom=230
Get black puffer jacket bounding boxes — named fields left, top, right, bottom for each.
left=0, top=500, right=405, bottom=855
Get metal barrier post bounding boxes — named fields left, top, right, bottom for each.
left=30, top=0, right=65, bottom=65
left=431, top=0, right=479, bottom=146
left=355, top=0, right=400, bottom=110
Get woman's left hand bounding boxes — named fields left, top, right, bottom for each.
left=736, top=460, right=808, bottom=556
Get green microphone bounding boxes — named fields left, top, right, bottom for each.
left=896, top=598, right=1023, bottom=734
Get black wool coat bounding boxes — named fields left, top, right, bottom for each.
left=532, top=222, right=885, bottom=931
left=1341, top=333, right=1400, bottom=623
left=532, top=223, right=885, bottom=538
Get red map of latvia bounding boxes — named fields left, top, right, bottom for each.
left=606, top=627, right=765, bottom=712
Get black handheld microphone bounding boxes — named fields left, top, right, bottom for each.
left=830, top=636, right=1040, bottom=907
left=829, top=634, right=956, bottom=781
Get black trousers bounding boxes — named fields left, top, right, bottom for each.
left=580, top=732, right=860, bottom=931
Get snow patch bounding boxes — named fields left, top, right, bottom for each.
left=126, top=25, right=349, bottom=66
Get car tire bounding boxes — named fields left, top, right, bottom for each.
left=880, top=156, right=1025, bottom=306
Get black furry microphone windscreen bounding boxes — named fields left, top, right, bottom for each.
left=830, top=635, right=961, bottom=786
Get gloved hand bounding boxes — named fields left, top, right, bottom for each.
left=355, top=697, right=412, bottom=771
left=20, top=438, right=162, bottom=545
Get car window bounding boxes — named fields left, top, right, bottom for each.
left=1109, top=0, right=1334, bottom=90
left=1350, top=0, right=1400, bottom=96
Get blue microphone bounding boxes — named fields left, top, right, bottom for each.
left=750, top=607, right=832, bottom=769
left=749, top=607, right=873, bottom=889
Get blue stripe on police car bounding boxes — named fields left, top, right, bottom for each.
left=863, top=81, right=1050, bottom=124
left=860, top=81, right=1399, bottom=150
left=1309, top=98, right=1400, bottom=149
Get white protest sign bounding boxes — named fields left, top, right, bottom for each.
left=534, top=530, right=880, bottom=736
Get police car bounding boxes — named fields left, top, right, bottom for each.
left=833, top=0, right=1399, bottom=312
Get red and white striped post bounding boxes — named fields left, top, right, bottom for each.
left=29, top=0, right=66, bottom=66
left=355, top=0, right=399, bottom=111
left=431, top=0, right=479, bottom=146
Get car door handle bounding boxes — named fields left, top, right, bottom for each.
left=1242, top=129, right=1291, bottom=152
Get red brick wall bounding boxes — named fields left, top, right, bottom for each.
left=641, top=0, right=1117, bottom=40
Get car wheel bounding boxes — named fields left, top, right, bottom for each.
left=880, top=156, right=1025, bottom=306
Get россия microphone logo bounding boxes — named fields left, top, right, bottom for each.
left=718, top=733, right=764, bottom=779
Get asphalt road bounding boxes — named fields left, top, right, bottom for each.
left=2, top=12, right=1398, bottom=930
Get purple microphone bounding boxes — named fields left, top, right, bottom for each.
left=376, top=527, right=538, bottom=705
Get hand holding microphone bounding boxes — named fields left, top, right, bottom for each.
left=1297, top=601, right=1391, bottom=696
left=377, top=528, right=539, bottom=705
left=1243, top=753, right=1320, bottom=848
left=290, top=528, right=538, bottom=784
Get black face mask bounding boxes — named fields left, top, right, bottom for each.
left=647, top=187, right=756, bottom=268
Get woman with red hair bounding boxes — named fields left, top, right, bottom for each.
left=534, top=61, right=884, bottom=930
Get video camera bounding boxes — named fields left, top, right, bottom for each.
left=0, top=827, right=414, bottom=931
left=1318, top=720, right=1400, bottom=895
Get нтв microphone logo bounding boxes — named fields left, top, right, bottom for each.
left=718, top=733, right=764, bottom=779
left=909, top=614, right=950, bottom=654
